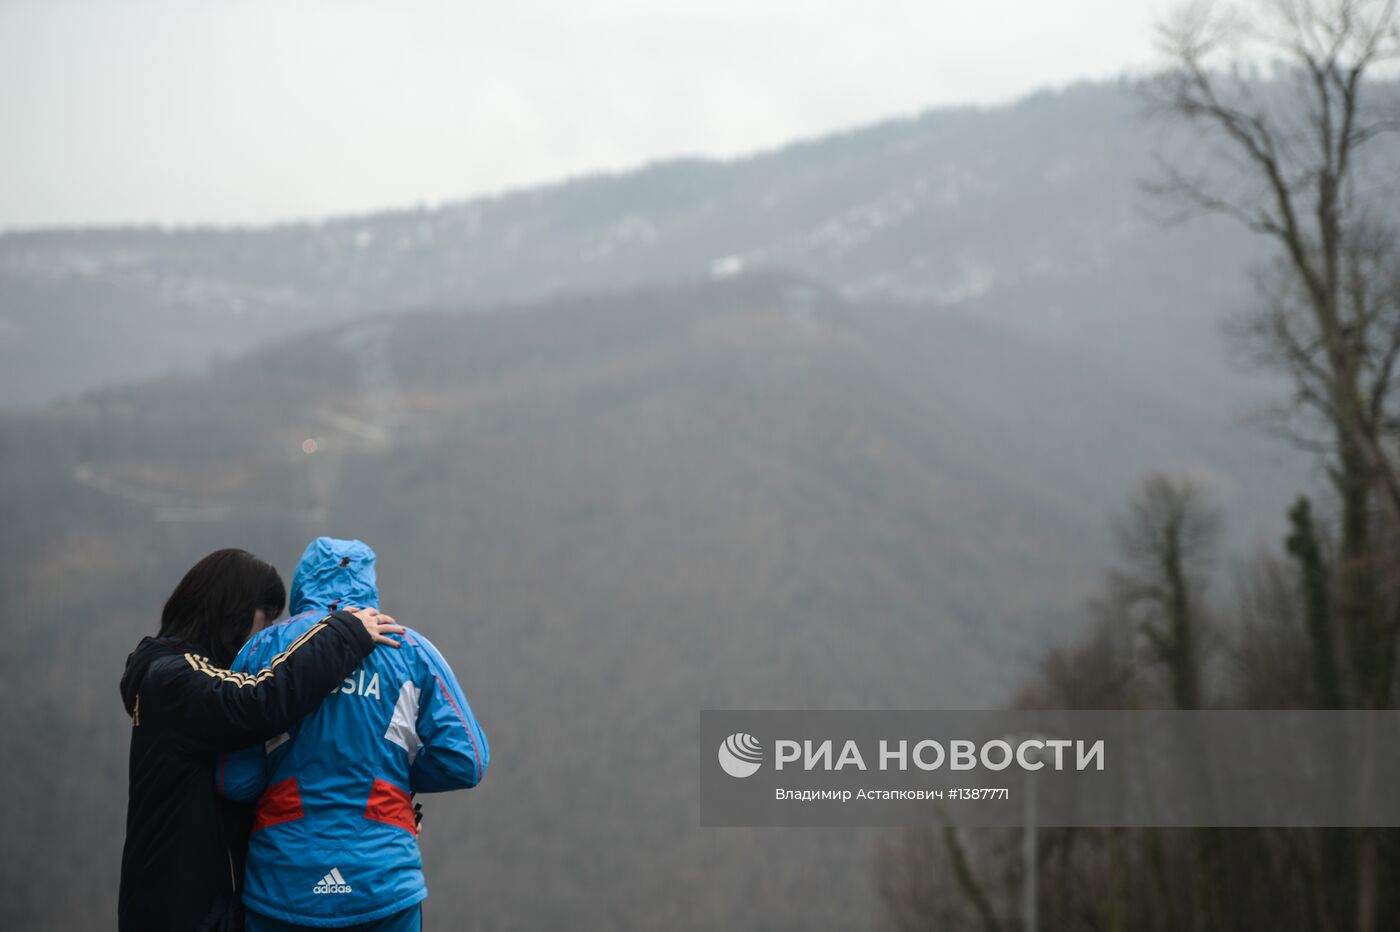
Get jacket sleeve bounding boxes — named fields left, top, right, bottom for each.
left=218, top=742, right=269, bottom=801
left=408, top=633, right=489, bottom=792
left=215, top=637, right=277, bottom=801
left=141, top=610, right=373, bottom=751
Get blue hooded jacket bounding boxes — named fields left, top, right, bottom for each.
left=218, top=537, right=489, bottom=927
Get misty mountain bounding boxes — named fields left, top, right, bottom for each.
left=1, top=80, right=1279, bottom=409
left=0, top=271, right=1311, bottom=930
left=1, top=74, right=1358, bottom=930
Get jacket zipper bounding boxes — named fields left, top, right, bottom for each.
left=228, top=847, right=237, bottom=892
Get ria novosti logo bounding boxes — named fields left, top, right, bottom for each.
left=718, top=733, right=764, bottom=778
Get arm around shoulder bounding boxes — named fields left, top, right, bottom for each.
left=142, top=610, right=376, bottom=750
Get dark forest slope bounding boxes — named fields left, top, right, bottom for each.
left=0, top=271, right=1308, bottom=929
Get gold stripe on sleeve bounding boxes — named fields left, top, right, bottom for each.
left=183, top=620, right=332, bottom=688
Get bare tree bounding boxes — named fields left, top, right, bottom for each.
left=875, top=825, right=1013, bottom=932
left=1145, top=15, right=1400, bottom=921
left=1110, top=473, right=1222, bottom=710
left=1144, top=0, right=1400, bottom=713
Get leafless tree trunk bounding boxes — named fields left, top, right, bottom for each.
left=1144, top=11, right=1400, bottom=925
left=1111, top=473, right=1221, bottom=710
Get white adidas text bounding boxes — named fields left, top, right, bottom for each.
left=313, top=867, right=352, bottom=894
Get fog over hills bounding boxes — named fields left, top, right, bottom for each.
left=3, top=80, right=1269, bottom=409
left=0, top=78, right=1336, bottom=929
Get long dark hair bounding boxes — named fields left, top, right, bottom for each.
left=159, top=549, right=286, bottom=667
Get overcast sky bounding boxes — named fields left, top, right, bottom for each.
left=0, top=0, right=1166, bottom=230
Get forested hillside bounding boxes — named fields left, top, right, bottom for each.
left=0, top=81, right=1282, bottom=408
left=0, top=271, right=1310, bottom=929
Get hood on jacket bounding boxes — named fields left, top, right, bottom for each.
left=120, top=636, right=171, bottom=717
left=289, top=537, right=380, bottom=616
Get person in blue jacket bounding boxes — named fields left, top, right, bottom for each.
left=218, top=537, right=489, bottom=932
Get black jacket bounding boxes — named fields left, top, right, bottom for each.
left=118, top=610, right=375, bottom=932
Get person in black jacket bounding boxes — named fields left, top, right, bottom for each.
left=118, top=548, right=405, bottom=932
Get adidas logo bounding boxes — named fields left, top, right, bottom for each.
left=312, top=868, right=352, bottom=895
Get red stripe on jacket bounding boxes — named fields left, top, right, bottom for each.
left=364, top=779, right=417, bottom=834
left=252, top=777, right=305, bottom=832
